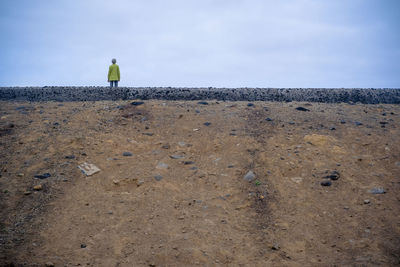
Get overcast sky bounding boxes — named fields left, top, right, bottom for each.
left=0, top=0, right=399, bottom=87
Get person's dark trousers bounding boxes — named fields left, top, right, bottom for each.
left=110, top=81, right=118, bottom=88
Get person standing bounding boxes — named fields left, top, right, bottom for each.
left=108, top=58, right=120, bottom=87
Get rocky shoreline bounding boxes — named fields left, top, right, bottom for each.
left=1, top=87, right=400, bottom=104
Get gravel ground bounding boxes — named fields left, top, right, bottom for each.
left=1, top=87, right=400, bottom=103
left=1, top=99, right=399, bottom=266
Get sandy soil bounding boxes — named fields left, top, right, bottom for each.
left=0, top=100, right=399, bottom=266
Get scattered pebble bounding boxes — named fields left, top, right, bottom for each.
left=203, top=122, right=211, bottom=126
left=24, top=191, right=32, bottom=195
left=156, top=162, right=169, bottom=169
left=154, top=175, right=163, bottom=181
left=295, top=107, right=310, bottom=112
left=197, top=101, right=209, bottom=105
left=323, top=170, right=340, bottom=180
left=320, top=180, right=332, bottom=186
left=265, top=118, right=273, bottom=121
left=34, top=173, right=51, bottom=179
left=122, top=152, right=133, bottom=157
left=78, top=163, right=100, bottom=176
left=136, top=180, right=145, bottom=186
left=65, top=155, right=75, bottom=159
left=247, top=103, right=254, bottom=107
left=170, top=155, right=184, bottom=159
left=364, top=199, right=371, bottom=204
left=131, top=101, right=144, bottom=106
left=244, top=171, right=256, bottom=182
left=184, top=161, right=195, bottom=165
left=33, top=184, right=43, bottom=191
left=368, top=187, right=386, bottom=194
left=81, top=244, right=87, bottom=248
left=271, top=243, right=280, bottom=250
left=162, top=143, right=170, bottom=149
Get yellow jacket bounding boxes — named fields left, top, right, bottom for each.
left=108, top=64, right=120, bottom=81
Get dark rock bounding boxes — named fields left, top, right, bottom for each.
left=368, top=187, right=386, bottom=194
left=203, top=122, right=211, bottom=126
left=197, top=101, right=209, bottom=105
left=247, top=103, right=254, bottom=107
left=271, top=244, right=280, bottom=250
left=379, top=121, right=388, bottom=125
left=154, top=175, right=163, bottom=181
left=289, top=121, right=295, bottom=125
left=320, top=180, right=332, bottom=186
left=131, top=101, right=144, bottom=106
left=355, top=121, right=363, bottom=126
left=65, top=155, right=75, bottom=159
left=81, top=244, right=87, bottom=248
left=143, top=133, right=154, bottom=136
left=122, top=152, right=133, bottom=157
left=340, top=120, right=346, bottom=124
left=34, top=173, right=51, bottom=179
left=295, top=107, right=310, bottom=112
left=324, top=170, right=340, bottom=180
left=170, top=155, right=184, bottom=159
left=162, top=144, right=170, bottom=149
left=330, top=127, right=336, bottom=131
left=265, top=118, right=273, bottom=121
left=184, top=161, right=195, bottom=165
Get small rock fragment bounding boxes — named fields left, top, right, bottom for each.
left=323, top=170, right=340, bottom=180
left=265, top=117, right=273, bottom=121
left=184, top=161, right=195, bottom=165
left=320, top=180, right=332, bottom=186
left=271, top=243, right=280, bottom=250
left=368, top=187, right=386, bottom=194
left=33, top=184, right=43, bottom=191
left=170, top=155, right=184, bottom=159
left=244, top=171, right=256, bottom=182
left=295, top=107, right=310, bottom=112
left=34, top=173, right=51, bottom=179
left=78, top=163, right=100, bottom=176
left=156, top=162, right=169, bottom=169
left=131, top=101, right=144, bottom=106
left=24, top=191, right=32, bottom=195
left=247, top=103, right=254, bottom=107
left=45, top=262, right=55, bottom=267
left=65, top=155, right=75, bottom=159
left=81, top=244, right=87, bottom=248
left=154, top=175, right=163, bottom=181
left=197, top=101, right=209, bottom=105
left=122, top=152, right=133, bottom=157
left=364, top=199, right=371, bottom=204
left=162, top=143, right=170, bottom=149
left=203, top=122, right=211, bottom=126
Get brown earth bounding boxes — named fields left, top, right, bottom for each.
left=0, top=100, right=399, bottom=266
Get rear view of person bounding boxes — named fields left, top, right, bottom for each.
left=108, top=58, right=120, bottom=87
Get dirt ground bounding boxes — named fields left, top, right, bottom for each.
left=0, top=100, right=399, bottom=266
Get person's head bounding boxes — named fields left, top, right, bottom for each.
left=112, top=58, right=117, bottom=64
